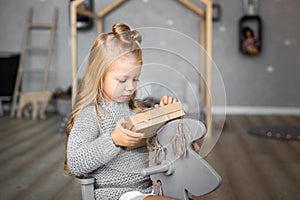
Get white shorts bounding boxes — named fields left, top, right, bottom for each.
left=119, top=191, right=154, bottom=200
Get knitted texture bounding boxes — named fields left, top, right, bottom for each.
left=67, top=102, right=152, bottom=199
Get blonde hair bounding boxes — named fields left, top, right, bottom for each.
left=64, top=23, right=143, bottom=173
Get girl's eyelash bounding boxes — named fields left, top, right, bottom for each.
left=117, top=77, right=139, bottom=83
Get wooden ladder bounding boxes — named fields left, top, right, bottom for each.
left=10, top=7, right=58, bottom=117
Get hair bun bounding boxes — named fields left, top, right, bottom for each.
left=112, top=23, right=130, bottom=35
left=112, top=23, right=142, bottom=44
left=131, top=30, right=142, bottom=43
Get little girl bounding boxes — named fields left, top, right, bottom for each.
left=65, top=23, right=176, bottom=200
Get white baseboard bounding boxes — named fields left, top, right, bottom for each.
left=212, top=106, right=300, bottom=115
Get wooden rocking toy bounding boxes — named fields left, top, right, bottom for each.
left=143, top=118, right=221, bottom=199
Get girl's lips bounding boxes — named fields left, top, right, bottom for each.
left=121, top=95, right=131, bottom=99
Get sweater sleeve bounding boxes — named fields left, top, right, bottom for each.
left=67, top=106, right=121, bottom=176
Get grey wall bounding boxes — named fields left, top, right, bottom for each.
left=213, top=0, right=300, bottom=108
left=0, top=0, right=299, bottom=112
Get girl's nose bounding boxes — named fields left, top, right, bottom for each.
left=125, top=80, right=135, bottom=91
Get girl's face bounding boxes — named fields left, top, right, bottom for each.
left=103, top=55, right=142, bottom=103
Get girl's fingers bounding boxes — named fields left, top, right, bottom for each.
left=169, top=96, right=174, bottom=104
left=126, top=131, right=145, bottom=138
left=117, top=119, right=145, bottom=138
left=160, top=96, right=178, bottom=106
left=124, top=133, right=144, bottom=146
left=161, top=96, right=167, bottom=105
left=160, top=96, right=169, bottom=106
left=114, top=120, right=145, bottom=147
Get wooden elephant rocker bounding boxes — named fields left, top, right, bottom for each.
left=143, top=118, right=221, bottom=199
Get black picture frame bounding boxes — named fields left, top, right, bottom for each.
left=213, top=3, right=221, bottom=22
left=69, top=0, right=94, bottom=30
left=239, top=15, right=262, bottom=56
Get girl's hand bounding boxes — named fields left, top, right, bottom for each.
left=160, top=96, right=178, bottom=106
left=111, top=119, right=145, bottom=148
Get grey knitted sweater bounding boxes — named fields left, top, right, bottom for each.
left=67, top=102, right=153, bottom=199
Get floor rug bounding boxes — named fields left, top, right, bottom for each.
left=248, top=126, right=300, bottom=141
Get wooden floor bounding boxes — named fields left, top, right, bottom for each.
left=0, top=114, right=300, bottom=200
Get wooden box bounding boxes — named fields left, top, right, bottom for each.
left=126, top=102, right=185, bottom=138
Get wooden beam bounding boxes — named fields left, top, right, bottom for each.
left=202, top=0, right=213, bottom=157
left=97, top=18, right=103, bottom=34
left=70, top=0, right=84, bottom=104
left=77, top=6, right=100, bottom=20
left=10, top=8, right=33, bottom=117
left=200, top=19, right=206, bottom=112
left=98, top=0, right=125, bottom=18
left=178, top=0, right=204, bottom=16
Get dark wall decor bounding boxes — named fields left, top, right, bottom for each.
left=239, top=0, right=262, bottom=56
left=69, top=0, right=94, bottom=30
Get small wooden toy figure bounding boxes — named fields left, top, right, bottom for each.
left=17, top=90, right=52, bottom=120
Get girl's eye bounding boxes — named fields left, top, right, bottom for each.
left=118, top=79, right=126, bottom=83
left=133, top=78, right=140, bottom=82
